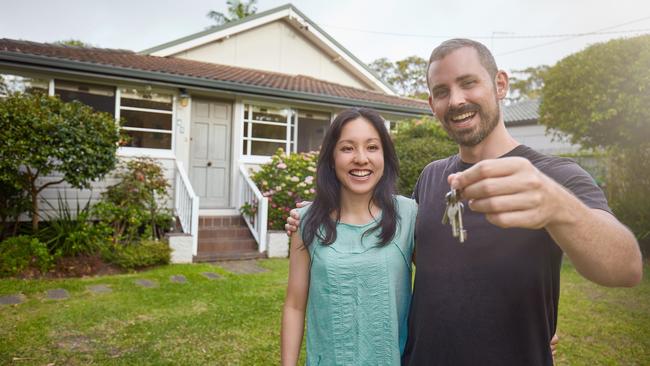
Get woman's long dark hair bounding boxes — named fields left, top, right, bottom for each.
left=301, top=107, right=399, bottom=247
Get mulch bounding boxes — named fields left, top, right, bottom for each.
left=16, top=255, right=125, bottom=279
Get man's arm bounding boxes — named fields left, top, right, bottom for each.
left=449, top=157, right=642, bottom=287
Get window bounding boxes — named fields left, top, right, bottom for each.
left=0, top=73, right=48, bottom=97
left=55, top=80, right=115, bottom=116
left=119, top=87, right=173, bottom=150
left=297, top=110, right=330, bottom=153
left=242, top=104, right=295, bottom=156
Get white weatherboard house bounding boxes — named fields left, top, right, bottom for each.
left=0, top=4, right=430, bottom=262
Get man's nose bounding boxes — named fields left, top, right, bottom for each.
left=448, top=88, right=466, bottom=107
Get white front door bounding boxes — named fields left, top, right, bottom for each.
left=190, top=99, right=231, bottom=208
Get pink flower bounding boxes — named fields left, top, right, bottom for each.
left=304, top=176, right=314, bottom=184
left=290, top=176, right=299, bottom=182
left=277, top=163, right=287, bottom=169
left=309, top=188, right=316, bottom=194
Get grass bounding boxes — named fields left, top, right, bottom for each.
left=0, top=260, right=648, bottom=365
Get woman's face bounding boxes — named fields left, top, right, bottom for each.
left=333, top=117, right=385, bottom=200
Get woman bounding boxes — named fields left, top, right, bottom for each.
left=281, top=108, right=417, bottom=365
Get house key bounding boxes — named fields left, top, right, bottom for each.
left=442, top=188, right=467, bottom=243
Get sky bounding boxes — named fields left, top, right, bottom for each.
left=1, top=0, right=650, bottom=73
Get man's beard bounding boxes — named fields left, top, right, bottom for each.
left=441, top=99, right=500, bottom=147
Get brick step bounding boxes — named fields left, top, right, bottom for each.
left=200, top=216, right=246, bottom=229
left=198, top=227, right=252, bottom=239
left=198, top=238, right=258, bottom=252
left=193, top=251, right=267, bottom=262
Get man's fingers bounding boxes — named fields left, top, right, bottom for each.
left=460, top=175, right=540, bottom=201
left=450, top=157, right=530, bottom=190
left=468, top=192, right=540, bottom=213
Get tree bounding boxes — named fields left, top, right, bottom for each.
left=540, top=35, right=650, bottom=255
left=507, top=65, right=549, bottom=103
left=55, top=39, right=92, bottom=47
left=207, top=0, right=258, bottom=26
left=369, top=56, right=429, bottom=99
left=540, top=35, right=650, bottom=149
left=0, top=93, right=121, bottom=231
left=392, top=117, right=457, bottom=196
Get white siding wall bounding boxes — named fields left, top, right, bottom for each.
left=26, top=157, right=176, bottom=222
left=507, top=124, right=580, bottom=155
left=174, top=21, right=371, bottom=90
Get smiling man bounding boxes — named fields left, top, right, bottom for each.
left=401, top=38, right=643, bottom=365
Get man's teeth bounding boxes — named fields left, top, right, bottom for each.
left=451, top=111, right=476, bottom=121
left=350, top=170, right=372, bottom=177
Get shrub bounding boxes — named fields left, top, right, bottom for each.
left=246, top=148, right=317, bottom=230
left=606, top=145, right=650, bottom=256
left=392, top=117, right=457, bottom=196
left=94, top=157, right=172, bottom=244
left=0, top=175, right=30, bottom=240
left=0, top=235, right=53, bottom=277
left=101, top=239, right=171, bottom=270
left=37, top=194, right=110, bottom=257
left=0, top=92, right=121, bottom=231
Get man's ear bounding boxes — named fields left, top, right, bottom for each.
left=494, top=70, right=509, bottom=100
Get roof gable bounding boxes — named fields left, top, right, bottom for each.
left=141, top=4, right=395, bottom=95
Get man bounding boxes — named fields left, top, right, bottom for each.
left=286, top=39, right=642, bottom=365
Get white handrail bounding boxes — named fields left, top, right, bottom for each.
left=174, top=160, right=200, bottom=256
left=238, top=165, right=268, bottom=253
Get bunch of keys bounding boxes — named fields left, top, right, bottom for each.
left=442, top=188, right=467, bottom=243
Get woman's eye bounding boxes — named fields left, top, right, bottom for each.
left=341, top=146, right=353, bottom=152
left=368, top=145, right=379, bottom=151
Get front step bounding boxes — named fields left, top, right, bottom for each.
left=194, top=215, right=266, bottom=262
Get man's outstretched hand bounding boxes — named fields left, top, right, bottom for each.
left=285, top=201, right=310, bottom=236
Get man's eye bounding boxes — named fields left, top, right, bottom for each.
left=461, top=80, right=476, bottom=88
left=433, top=90, right=448, bottom=98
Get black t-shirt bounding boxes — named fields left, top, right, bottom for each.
left=402, top=145, right=611, bottom=366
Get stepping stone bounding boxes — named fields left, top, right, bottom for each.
left=0, top=294, right=25, bottom=305
left=215, top=260, right=268, bottom=274
left=134, top=279, right=157, bottom=288
left=201, top=272, right=221, bottom=280
left=46, top=288, right=70, bottom=300
left=170, top=275, right=187, bottom=284
left=87, top=285, right=112, bottom=294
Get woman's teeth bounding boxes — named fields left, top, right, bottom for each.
left=350, top=170, right=372, bottom=177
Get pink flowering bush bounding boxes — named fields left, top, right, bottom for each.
left=244, top=148, right=317, bottom=230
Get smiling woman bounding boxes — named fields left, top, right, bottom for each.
left=281, top=107, right=418, bottom=366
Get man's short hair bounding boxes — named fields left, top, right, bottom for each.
left=426, top=38, right=498, bottom=92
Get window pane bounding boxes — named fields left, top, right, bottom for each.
left=0, top=74, right=48, bottom=96
left=252, top=123, right=286, bottom=140
left=297, top=110, right=330, bottom=153
left=122, top=130, right=172, bottom=149
left=252, top=106, right=288, bottom=123
left=55, top=80, right=115, bottom=116
left=120, top=87, right=172, bottom=111
left=243, top=122, right=249, bottom=137
left=121, top=110, right=172, bottom=131
left=251, top=141, right=285, bottom=156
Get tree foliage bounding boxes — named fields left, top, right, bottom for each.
left=392, top=117, right=457, bottom=196
left=507, top=65, right=549, bottom=103
left=55, top=39, right=92, bottom=48
left=539, top=35, right=650, bottom=149
left=369, top=56, right=429, bottom=99
left=207, top=0, right=258, bottom=26
left=0, top=93, right=121, bottom=231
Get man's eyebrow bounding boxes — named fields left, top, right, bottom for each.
left=456, top=74, right=477, bottom=83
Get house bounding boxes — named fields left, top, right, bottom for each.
left=0, top=4, right=430, bottom=262
left=504, top=98, right=580, bottom=155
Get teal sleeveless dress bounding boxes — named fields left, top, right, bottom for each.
left=298, top=195, right=417, bottom=365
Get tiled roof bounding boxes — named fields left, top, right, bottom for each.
left=504, top=99, right=540, bottom=125
left=0, top=39, right=429, bottom=113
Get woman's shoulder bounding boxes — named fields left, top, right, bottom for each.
left=393, top=194, right=417, bottom=210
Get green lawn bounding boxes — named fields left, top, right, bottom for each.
left=0, top=260, right=648, bottom=365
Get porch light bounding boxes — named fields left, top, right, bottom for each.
left=178, top=88, right=190, bottom=107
